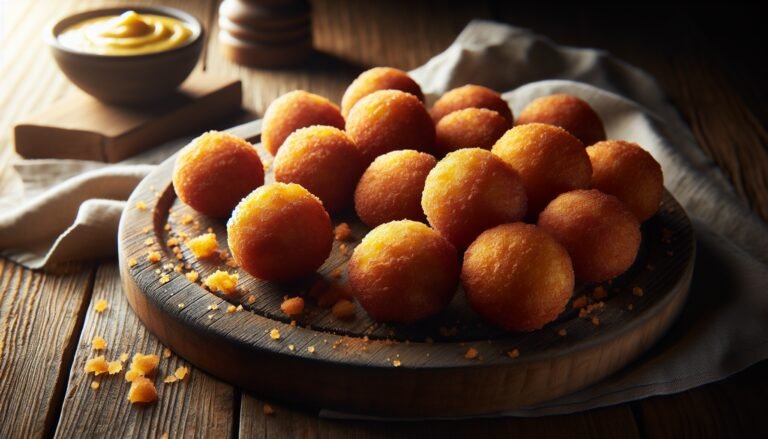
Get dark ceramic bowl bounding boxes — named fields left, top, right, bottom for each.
left=47, top=6, right=204, bottom=105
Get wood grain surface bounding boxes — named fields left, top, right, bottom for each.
left=0, top=0, right=766, bottom=437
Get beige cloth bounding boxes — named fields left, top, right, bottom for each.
left=1, top=19, right=767, bottom=417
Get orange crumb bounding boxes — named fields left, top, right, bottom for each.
left=185, top=270, right=199, bottom=283
left=465, top=347, right=479, bottom=360
left=572, top=295, right=588, bottom=309
left=270, top=328, right=280, bottom=340
left=136, top=201, right=147, bottom=211
left=127, top=376, right=157, bottom=404
left=119, top=353, right=129, bottom=362
left=507, top=349, right=520, bottom=359
left=203, top=270, right=239, bottom=294
left=164, top=224, right=171, bottom=231
left=180, top=214, right=193, bottom=225
left=108, top=361, right=123, bottom=375
left=339, top=243, right=349, bottom=256
left=160, top=433, right=169, bottom=439
left=592, top=286, right=607, bottom=300
left=174, top=367, right=189, bottom=380
left=91, top=381, right=100, bottom=390
left=94, top=299, right=109, bottom=313
left=125, top=369, right=141, bottom=382
left=147, top=251, right=162, bottom=263
left=128, top=258, right=138, bottom=267
left=144, top=238, right=154, bottom=247
left=207, top=303, right=220, bottom=311
left=159, top=274, right=170, bottom=285
left=591, top=316, right=600, bottom=326
left=84, top=356, right=109, bottom=375
left=247, top=295, right=256, bottom=305
left=632, top=286, right=644, bottom=297
left=167, top=238, right=179, bottom=247
left=280, top=297, right=305, bottom=317
left=393, top=359, right=402, bottom=367
left=187, top=233, right=219, bottom=259
left=92, top=336, right=107, bottom=350
left=331, top=299, right=356, bottom=320
left=129, top=353, right=160, bottom=376
left=263, top=404, right=275, bottom=415
left=558, top=328, right=568, bottom=336
left=330, top=267, right=342, bottom=279
left=163, top=348, right=171, bottom=359
left=308, top=346, right=315, bottom=353
left=226, top=305, right=237, bottom=313
left=163, top=375, right=178, bottom=384
left=334, top=223, right=353, bottom=241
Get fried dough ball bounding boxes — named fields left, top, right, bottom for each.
left=354, top=150, right=437, bottom=227
left=434, top=108, right=508, bottom=156
left=537, top=189, right=641, bottom=283
left=345, top=90, right=435, bottom=163
left=462, top=223, right=574, bottom=332
left=492, top=123, right=592, bottom=217
left=422, top=148, right=527, bottom=249
left=348, top=220, right=459, bottom=322
left=515, top=94, right=606, bottom=146
left=341, top=67, right=424, bottom=118
left=274, top=126, right=366, bottom=213
left=262, top=90, right=345, bottom=156
left=587, top=140, right=664, bottom=222
left=430, top=84, right=513, bottom=126
left=172, top=131, right=264, bottom=218
left=227, top=183, right=333, bottom=281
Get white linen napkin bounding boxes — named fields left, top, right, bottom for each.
left=1, top=19, right=766, bottom=417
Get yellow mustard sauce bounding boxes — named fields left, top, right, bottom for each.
left=58, top=10, right=193, bottom=56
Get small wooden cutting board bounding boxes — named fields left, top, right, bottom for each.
left=14, top=73, right=242, bottom=163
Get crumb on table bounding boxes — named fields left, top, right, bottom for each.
left=334, top=222, right=353, bottom=241
left=280, top=297, right=305, bottom=317
left=92, top=336, right=106, bottom=350
left=94, top=299, right=109, bottom=313
left=127, top=376, right=157, bottom=404
left=187, top=233, right=219, bottom=259
left=203, top=270, right=239, bottom=294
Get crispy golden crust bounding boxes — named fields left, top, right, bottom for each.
left=345, top=90, right=435, bottom=163
left=537, top=189, right=641, bottom=283
left=430, top=84, right=513, bottom=126
left=435, top=107, right=508, bottom=156
left=227, top=183, right=333, bottom=281
left=172, top=131, right=264, bottom=218
left=587, top=140, right=664, bottom=222
left=515, top=94, right=606, bottom=147
left=348, top=220, right=459, bottom=323
left=354, top=150, right=437, bottom=228
left=492, top=123, right=592, bottom=217
left=421, top=148, right=527, bottom=249
left=341, top=67, right=424, bottom=118
left=462, top=223, right=574, bottom=332
left=262, top=90, right=345, bottom=156
left=273, top=126, right=366, bottom=213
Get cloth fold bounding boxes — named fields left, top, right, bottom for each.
left=1, top=19, right=766, bottom=417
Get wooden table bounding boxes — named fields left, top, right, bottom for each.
left=1, top=1, right=766, bottom=437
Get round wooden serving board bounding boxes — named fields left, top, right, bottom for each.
left=118, top=134, right=695, bottom=417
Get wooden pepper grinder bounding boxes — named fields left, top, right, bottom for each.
left=218, top=0, right=313, bottom=68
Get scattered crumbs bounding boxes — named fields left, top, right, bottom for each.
left=572, top=295, right=588, bottom=309
left=136, top=201, right=147, bottom=211
left=125, top=369, right=141, bottom=382
left=270, top=329, right=281, bottom=340
left=290, top=320, right=297, bottom=327
left=108, top=361, right=122, bottom=375
left=180, top=214, right=193, bottom=225
left=247, top=295, right=256, bottom=305
left=187, top=233, right=219, bottom=259
left=127, top=376, right=157, bottom=404
left=308, top=345, right=315, bottom=353
left=632, top=286, right=644, bottom=297
left=203, top=270, right=239, bottom=294
left=331, top=299, right=356, bottom=320
left=91, top=381, right=100, bottom=390
left=330, top=267, right=343, bottom=279
left=128, top=258, right=138, bottom=267
left=84, top=356, right=109, bottom=375
left=578, top=301, right=605, bottom=319
left=163, top=348, right=171, bottom=359
left=94, top=299, right=109, bottom=313
left=507, top=349, right=520, bottom=359
left=177, top=303, right=185, bottom=309
left=591, top=316, right=600, bottom=326
left=280, top=297, right=305, bottom=317
left=263, top=404, right=275, bottom=415
left=393, top=359, right=402, bottom=367
left=558, top=328, right=568, bottom=337
left=119, top=353, right=129, bottom=362
left=226, top=305, right=237, bottom=313
left=464, top=347, right=479, bottom=360
left=144, top=238, right=154, bottom=246
left=592, top=286, right=607, bottom=300
left=338, top=243, right=349, bottom=256
left=155, top=269, right=161, bottom=274
left=164, top=375, right=178, bottom=384
left=160, top=433, right=169, bottom=439
left=627, top=304, right=635, bottom=311
left=164, top=223, right=171, bottom=231
left=167, top=237, right=179, bottom=247
left=208, top=315, right=214, bottom=320
left=236, top=305, right=243, bottom=312
left=288, top=344, right=295, bottom=352
left=334, top=222, right=352, bottom=241
left=92, top=336, right=107, bottom=350
left=128, top=353, right=160, bottom=377
left=185, top=270, right=199, bottom=283
left=174, top=367, right=189, bottom=381
left=207, top=303, right=220, bottom=311
left=147, top=251, right=162, bottom=263
left=159, top=274, right=170, bottom=285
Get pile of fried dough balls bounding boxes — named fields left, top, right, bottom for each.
left=172, top=66, right=663, bottom=332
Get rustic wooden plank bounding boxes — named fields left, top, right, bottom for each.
left=0, top=258, right=95, bottom=438
left=54, top=262, right=236, bottom=438
left=633, top=360, right=768, bottom=438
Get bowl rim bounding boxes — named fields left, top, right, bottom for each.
left=46, top=5, right=204, bottom=60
